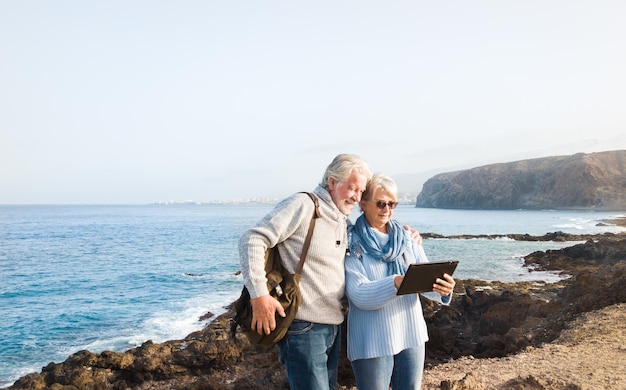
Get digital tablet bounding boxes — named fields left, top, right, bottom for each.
left=396, top=260, right=459, bottom=295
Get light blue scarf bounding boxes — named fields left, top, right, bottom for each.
left=351, top=214, right=409, bottom=276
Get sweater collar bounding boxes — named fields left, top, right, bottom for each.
left=313, top=185, right=347, bottom=222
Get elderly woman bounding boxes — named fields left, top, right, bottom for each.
left=344, top=173, right=455, bottom=390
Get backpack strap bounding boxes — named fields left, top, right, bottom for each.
left=294, top=192, right=319, bottom=275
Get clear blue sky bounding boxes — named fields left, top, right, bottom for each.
left=2, top=1, right=625, bottom=204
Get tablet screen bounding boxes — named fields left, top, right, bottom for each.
left=396, top=260, right=458, bottom=295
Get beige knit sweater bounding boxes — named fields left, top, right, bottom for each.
left=238, top=186, right=349, bottom=325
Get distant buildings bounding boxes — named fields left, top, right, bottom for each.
left=155, top=192, right=417, bottom=206
left=153, top=197, right=280, bottom=205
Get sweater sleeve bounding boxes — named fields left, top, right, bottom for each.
left=238, top=193, right=312, bottom=299
left=345, top=254, right=399, bottom=311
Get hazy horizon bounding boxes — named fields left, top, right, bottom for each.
left=2, top=2, right=625, bottom=205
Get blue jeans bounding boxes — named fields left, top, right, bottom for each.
left=350, top=345, right=425, bottom=390
left=278, top=320, right=341, bottom=390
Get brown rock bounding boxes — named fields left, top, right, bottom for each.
left=440, top=372, right=486, bottom=390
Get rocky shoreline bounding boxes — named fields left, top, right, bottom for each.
left=8, top=231, right=626, bottom=390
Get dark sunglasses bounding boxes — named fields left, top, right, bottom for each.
left=370, top=200, right=398, bottom=210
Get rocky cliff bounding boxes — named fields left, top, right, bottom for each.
left=415, top=150, right=626, bottom=210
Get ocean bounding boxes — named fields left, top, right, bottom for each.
left=1, top=204, right=625, bottom=387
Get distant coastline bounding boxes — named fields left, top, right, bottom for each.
left=151, top=193, right=419, bottom=206
left=151, top=198, right=281, bottom=205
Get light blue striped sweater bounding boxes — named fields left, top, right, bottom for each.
left=344, top=227, right=451, bottom=361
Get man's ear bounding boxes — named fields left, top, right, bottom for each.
left=327, top=176, right=337, bottom=191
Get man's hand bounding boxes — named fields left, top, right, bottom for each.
left=404, top=225, right=423, bottom=245
left=250, top=294, right=286, bottom=335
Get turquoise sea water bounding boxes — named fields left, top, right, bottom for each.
left=1, top=204, right=624, bottom=387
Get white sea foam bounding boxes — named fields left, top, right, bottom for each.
left=554, top=223, right=584, bottom=230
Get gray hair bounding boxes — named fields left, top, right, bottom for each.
left=362, top=173, right=398, bottom=201
left=320, top=154, right=372, bottom=190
